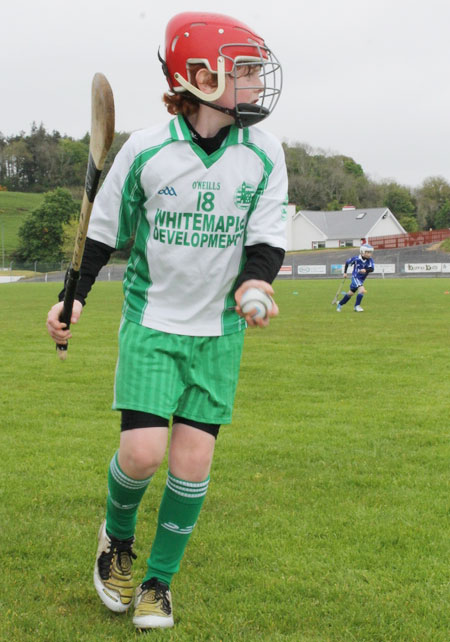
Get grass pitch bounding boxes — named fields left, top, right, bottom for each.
left=0, top=278, right=449, bottom=641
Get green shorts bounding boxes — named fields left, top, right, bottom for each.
left=113, top=319, right=245, bottom=425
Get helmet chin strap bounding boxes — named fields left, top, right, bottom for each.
left=191, top=98, right=270, bottom=128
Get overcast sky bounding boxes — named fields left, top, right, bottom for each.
left=3, top=0, right=450, bottom=188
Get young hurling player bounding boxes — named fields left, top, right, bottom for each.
left=46, top=12, right=287, bottom=631
left=336, top=243, right=374, bottom=312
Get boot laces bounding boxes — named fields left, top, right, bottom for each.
left=140, top=577, right=171, bottom=614
left=99, top=536, right=137, bottom=579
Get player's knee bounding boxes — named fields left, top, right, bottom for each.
left=169, top=444, right=214, bottom=481
left=119, top=443, right=165, bottom=478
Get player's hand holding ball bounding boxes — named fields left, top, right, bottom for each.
left=235, top=280, right=278, bottom=327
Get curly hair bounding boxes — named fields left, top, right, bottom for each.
left=162, top=92, right=199, bottom=117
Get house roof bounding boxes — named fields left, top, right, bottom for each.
left=296, top=207, right=399, bottom=239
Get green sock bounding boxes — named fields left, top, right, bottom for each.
left=105, top=451, right=152, bottom=540
left=144, top=471, right=210, bottom=585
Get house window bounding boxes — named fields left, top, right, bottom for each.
left=356, top=212, right=366, bottom=219
left=339, top=240, right=353, bottom=247
left=312, top=241, right=325, bottom=249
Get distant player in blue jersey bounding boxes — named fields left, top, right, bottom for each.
left=336, top=244, right=374, bottom=312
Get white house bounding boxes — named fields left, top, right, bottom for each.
left=285, top=206, right=407, bottom=251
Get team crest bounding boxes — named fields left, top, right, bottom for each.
left=234, top=182, right=256, bottom=210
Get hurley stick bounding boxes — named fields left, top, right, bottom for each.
left=331, top=275, right=346, bottom=305
left=56, top=73, right=115, bottom=360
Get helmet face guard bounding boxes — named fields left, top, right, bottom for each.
left=360, top=244, right=374, bottom=259
left=222, top=44, right=282, bottom=128
left=160, top=12, right=283, bottom=127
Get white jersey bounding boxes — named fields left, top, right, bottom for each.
left=88, top=115, right=288, bottom=336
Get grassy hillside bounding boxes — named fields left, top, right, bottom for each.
left=0, top=191, right=45, bottom=260
left=440, top=237, right=450, bottom=252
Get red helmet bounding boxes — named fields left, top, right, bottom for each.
left=159, top=11, right=282, bottom=127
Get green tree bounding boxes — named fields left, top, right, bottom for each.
left=415, top=176, right=450, bottom=229
left=397, top=215, right=419, bottom=233
left=434, top=199, right=450, bottom=229
left=383, top=182, right=416, bottom=216
left=1, top=139, right=33, bottom=190
left=14, top=188, right=78, bottom=262
left=57, top=138, right=89, bottom=187
left=283, top=143, right=373, bottom=211
left=341, top=156, right=364, bottom=178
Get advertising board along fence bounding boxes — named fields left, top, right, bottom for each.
left=278, top=261, right=450, bottom=278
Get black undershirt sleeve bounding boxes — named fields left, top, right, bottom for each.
left=58, top=237, right=114, bottom=305
left=234, top=243, right=285, bottom=289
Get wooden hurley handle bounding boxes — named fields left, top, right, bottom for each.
left=56, top=73, right=115, bottom=360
